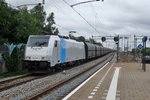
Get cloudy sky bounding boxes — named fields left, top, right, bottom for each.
left=5, top=0, right=150, bottom=49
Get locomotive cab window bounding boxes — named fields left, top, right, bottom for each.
left=27, top=36, right=50, bottom=47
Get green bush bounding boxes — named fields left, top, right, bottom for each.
left=3, top=47, right=19, bottom=71
left=132, top=48, right=140, bottom=54
left=145, top=48, right=150, bottom=55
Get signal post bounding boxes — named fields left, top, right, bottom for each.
left=92, top=35, right=119, bottom=62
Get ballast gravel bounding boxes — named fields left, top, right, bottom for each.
left=41, top=59, right=109, bottom=100
left=0, top=54, right=113, bottom=100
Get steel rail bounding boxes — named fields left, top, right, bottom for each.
left=27, top=53, right=114, bottom=100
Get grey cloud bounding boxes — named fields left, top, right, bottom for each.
left=5, top=0, right=150, bottom=38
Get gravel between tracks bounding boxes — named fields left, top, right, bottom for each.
left=0, top=76, right=42, bottom=92
left=0, top=74, right=29, bottom=83
left=0, top=54, right=112, bottom=100
left=41, top=56, right=112, bottom=100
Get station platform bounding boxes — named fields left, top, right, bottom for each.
left=63, top=62, right=150, bottom=100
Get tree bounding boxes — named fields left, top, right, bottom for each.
left=45, top=12, right=58, bottom=35
left=95, top=42, right=102, bottom=46
left=31, top=3, right=46, bottom=33
left=54, top=28, right=59, bottom=35
left=89, top=38, right=102, bottom=46
left=0, top=0, right=18, bottom=42
left=0, top=0, right=59, bottom=43
left=76, top=36, right=86, bottom=42
left=69, top=34, right=76, bottom=40
left=16, top=7, right=45, bottom=43
left=89, top=38, right=96, bottom=44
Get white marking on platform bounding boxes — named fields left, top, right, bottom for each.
left=106, top=67, right=120, bottom=100
left=91, top=92, right=95, bottom=95
left=98, top=63, right=114, bottom=84
left=117, top=90, right=120, bottom=93
left=98, top=82, right=102, bottom=84
left=105, top=90, right=108, bottom=92
left=101, top=96, right=106, bottom=99
left=104, top=92, right=108, bottom=96
left=88, top=96, right=93, bottom=98
left=98, top=83, right=101, bottom=86
left=99, top=81, right=103, bottom=83
left=116, top=97, right=120, bottom=100
left=95, top=87, right=99, bottom=89
left=62, top=62, right=109, bottom=100
left=93, top=89, right=97, bottom=91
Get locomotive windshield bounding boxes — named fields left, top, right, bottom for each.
left=27, top=36, right=50, bottom=47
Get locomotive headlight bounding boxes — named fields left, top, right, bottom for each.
left=25, top=56, right=31, bottom=60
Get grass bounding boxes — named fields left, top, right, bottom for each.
left=0, top=69, right=28, bottom=78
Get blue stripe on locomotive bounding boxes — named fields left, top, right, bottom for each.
left=60, top=38, right=66, bottom=63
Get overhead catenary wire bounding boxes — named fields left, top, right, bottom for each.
left=90, top=3, right=101, bottom=28
left=90, top=3, right=97, bottom=30
left=55, top=24, right=71, bottom=32
left=62, top=0, right=100, bottom=34
left=45, top=0, right=78, bottom=35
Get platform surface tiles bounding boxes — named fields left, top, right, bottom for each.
left=63, top=62, right=150, bottom=100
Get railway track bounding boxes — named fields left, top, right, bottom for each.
left=27, top=53, right=114, bottom=100
left=0, top=53, right=114, bottom=100
left=0, top=74, right=45, bottom=92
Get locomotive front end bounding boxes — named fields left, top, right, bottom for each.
left=24, top=35, right=51, bottom=73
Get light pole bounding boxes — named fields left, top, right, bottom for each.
left=70, top=0, right=104, bottom=7
left=114, top=35, right=119, bottom=62
left=142, top=36, right=147, bottom=72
